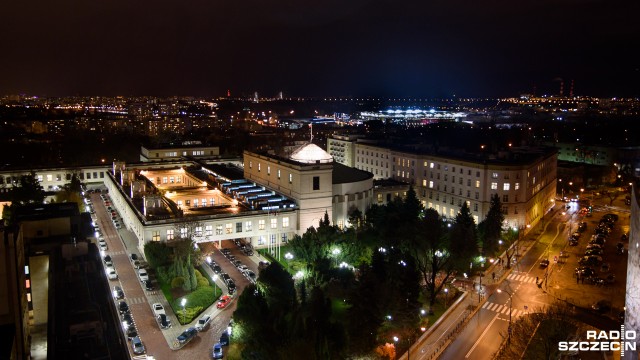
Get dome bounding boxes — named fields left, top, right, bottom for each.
left=289, top=143, right=333, bottom=164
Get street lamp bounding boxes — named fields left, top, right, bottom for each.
left=497, top=289, right=513, bottom=342
left=181, top=298, right=187, bottom=324
left=444, top=287, right=449, bottom=307
left=332, top=248, right=341, bottom=267
left=284, top=252, right=293, bottom=271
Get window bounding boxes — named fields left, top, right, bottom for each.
left=193, top=199, right=198, bottom=207
left=152, top=231, right=160, bottom=241
left=258, top=220, right=265, bottom=230
left=429, top=181, right=434, bottom=188
left=430, top=162, right=435, bottom=169
left=216, top=225, right=223, bottom=235
left=226, top=223, right=233, bottom=234
left=476, top=171, right=480, bottom=177
left=503, top=195, right=509, bottom=202
left=56, top=174, right=61, bottom=181
left=167, top=229, right=174, bottom=241
left=177, top=200, right=183, bottom=207
left=515, top=182, right=520, bottom=190
left=467, top=179, right=471, bottom=186
left=289, top=173, right=293, bottom=184
left=162, top=177, right=168, bottom=184
left=205, top=225, right=213, bottom=236
left=201, top=198, right=207, bottom=207
left=422, top=179, right=427, bottom=186
left=474, top=203, right=478, bottom=211
left=475, top=180, right=480, bottom=188
left=195, top=226, right=203, bottom=237
left=502, top=206, right=509, bottom=214
left=46, top=174, right=52, bottom=181
left=271, top=218, right=277, bottom=229
left=37, top=175, right=43, bottom=182
left=503, top=183, right=510, bottom=191
left=258, top=236, right=265, bottom=245
left=491, top=182, right=498, bottom=190
left=277, top=169, right=281, bottom=179
left=170, top=176, right=175, bottom=183
left=492, top=172, right=498, bottom=179
left=180, top=228, right=188, bottom=238
left=313, top=176, right=320, bottom=190
left=475, top=192, right=479, bottom=199
left=249, top=161, right=252, bottom=169
left=236, top=222, right=242, bottom=232
left=246, top=221, right=253, bottom=232
left=282, top=217, right=289, bottom=228
left=258, top=163, right=261, bottom=171
left=267, top=166, right=271, bottom=175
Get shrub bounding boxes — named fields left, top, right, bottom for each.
left=171, top=276, right=185, bottom=289
left=144, top=241, right=173, bottom=269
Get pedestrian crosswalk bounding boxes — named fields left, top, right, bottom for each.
left=127, top=296, right=147, bottom=305
left=482, top=301, right=526, bottom=318
left=507, top=272, right=537, bottom=284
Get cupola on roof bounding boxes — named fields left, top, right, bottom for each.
left=289, top=143, right=333, bottom=164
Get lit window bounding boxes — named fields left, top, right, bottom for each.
left=491, top=182, right=498, bottom=190
left=289, top=174, right=293, bottom=184
left=475, top=180, right=480, bottom=188
left=167, top=229, right=174, bottom=240
left=195, top=226, right=203, bottom=236
left=503, top=183, right=510, bottom=191
left=226, top=223, right=233, bottom=234
left=216, top=225, right=223, bottom=235
left=515, top=183, right=520, bottom=190
left=422, top=179, right=427, bottom=186
left=258, top=219, right=266, bottom=230
left=282, top=217, right=289, bottom=228
left=430, top=162, right=435, bottom=169
left=205, top=225, right=212, bottom=236
left=152, top=231, right=160, bottom=241
left=429, top=181, right=434, bottom=188
left=180, top=228, right=187, bottom=238
left=492, top=172, right=498, bottom=179
left=245, top=221, right=253, bottom=232
left=271, top=218, right=278, bottom=229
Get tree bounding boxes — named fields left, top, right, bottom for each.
left=480, top=194, right=504, bottom=256
left=144, top=241, right=173, bottom=268
left=347, top=207, right=363, bottom=230
left=404, top=208, right=455, bottom=307
left=55, top=173, right=85, bottom=212
left=502, top=228, right=519, bottom=269
left=9, top=171, right=46, bottom=205
left=449, top=202, right=479, bottom=270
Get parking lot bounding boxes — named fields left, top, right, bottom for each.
left=87, top=188, right=267, bottom=359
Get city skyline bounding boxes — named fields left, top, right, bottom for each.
left=2, top=0, right=639, bottom=98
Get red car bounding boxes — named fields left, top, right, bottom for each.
left=216, top=295, right=232, bottom=309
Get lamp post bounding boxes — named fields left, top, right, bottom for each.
left=444, top=287, right=449, bottom=307
left=212, top=274, right=218, bottom=298
left=180, top=298, right=187, bottom=324
left=332, top=248, right=341, bottom=267
left=284, top=252, right=294, bottom=271
left=497, top=289, right=513, bottom=342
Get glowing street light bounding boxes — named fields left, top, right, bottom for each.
left=284, top=252, right=294, bottom=271
left=181, top=298, right=187, bottom=323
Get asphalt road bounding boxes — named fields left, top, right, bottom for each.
left=439, top=198, right=628, bottom=360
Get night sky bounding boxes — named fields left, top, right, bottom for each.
left=2, top=0, right=639, bottom=98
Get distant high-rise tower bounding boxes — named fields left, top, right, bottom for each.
left=254, top=92, right=259, bottom=102
left=278, top=91, right=283, bottom=100
left=227, top=89, right=231, bottom=97
left=569, top=80, right=574, bottom=98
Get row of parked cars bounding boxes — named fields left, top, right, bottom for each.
left=112, top=285, right=146, bottom=355
left=574, top=214, right=619, bottom=286
left=101, top=193, right=123, bottom=229
left=223, top=246, right=257, bottom=284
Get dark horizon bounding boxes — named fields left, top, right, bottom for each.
left=2, top=0, right=639, bottom=98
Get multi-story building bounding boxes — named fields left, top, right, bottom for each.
left=329, top=136, right=558, bottom=229
left=140, top=141, right=220, bottom=162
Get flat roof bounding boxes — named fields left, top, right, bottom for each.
left=332, top=163, right=373, bottom=184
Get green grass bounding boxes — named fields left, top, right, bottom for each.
left=258, top=245, right=297, bottom=272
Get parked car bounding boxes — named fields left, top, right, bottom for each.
left=156, top=314, right=171, bottom=329
left=217, top=295, right=233, bottom=309
left=221, top=273, right=231, bottom=284
left=152, top=303, right=165, bottom=316
left=103, top=255, right=113, bottom=267
left=142, top=280, right=154, bottom=291
left=600, top=263, right=610, bottom=272
left=585, top=249, right=603, bottom=257
left=130, top=254, right=139, bottom=262
left=118, top=301, right=130, bottom=314
left=195, top=314, right=212, bottom=331
left=606, top=274, right=616, bottom=284
left=219, top=330, right=230, bottom=346
left=243, top=248, right=254, bottom=256
left=575, top=266, right=595, bottom=277
left=244, top=270, right=257, bottom=283
left=131, top=336, right=145, bottom=355
left=212, top=264, right=222, bottom=274
left=99, top=241, right=108, bottom=251
left=113, top=285, right=124, bottom=299
left=177, top=327, right=198, bottom=344
left=227, top=281, right=236, bottom=294
left=106, top=267, right=118, bottom=280
left=125, top=324, right=137, bottom=339
left=121, top=313, right=134, bottom=328
left=212, top=343, right=224, bottom=359
left=138, top=269, right=149, bottom=282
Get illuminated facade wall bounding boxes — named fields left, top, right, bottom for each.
left=625, top=186, right=640, bottom=359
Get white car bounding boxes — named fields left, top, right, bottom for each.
left=152, top=303, right=165, bottom=316
left=106, top=267, right=118, bottom=280
left=138, top=269, right=149, bottom=282
left=195, top=314, right=212, bottom=331
left=99, top=241, right=108, bottom=251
